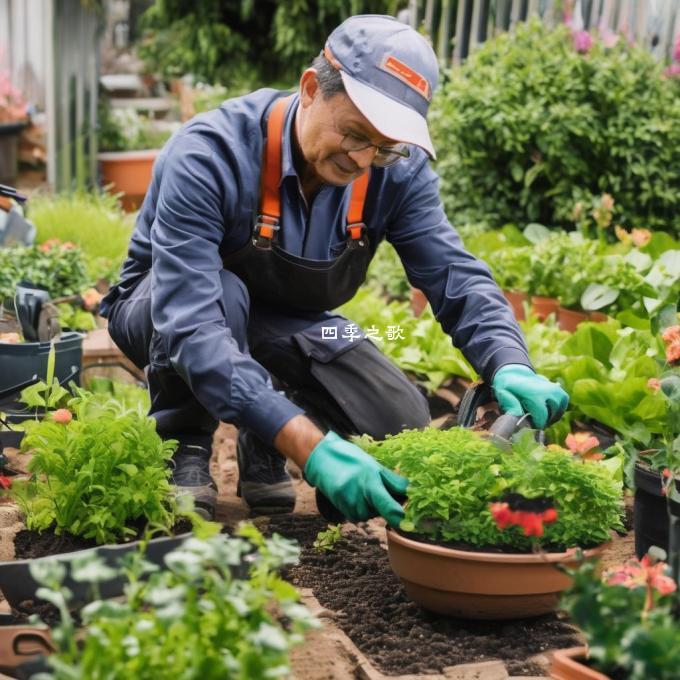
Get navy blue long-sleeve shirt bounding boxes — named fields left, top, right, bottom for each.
left=101, top=89, right=531, bottom=444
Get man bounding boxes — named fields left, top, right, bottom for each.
left=101, top=15, right=568, bottom=523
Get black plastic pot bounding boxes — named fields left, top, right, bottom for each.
left=633, top=464, right=680, bottom=559
left=0, top=532, right=193, bottom=609
left=0, top=332, right=83, bottom=410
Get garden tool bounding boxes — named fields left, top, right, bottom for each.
left=13, top=283, right=61, bottom=342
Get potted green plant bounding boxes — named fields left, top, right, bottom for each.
left=357, top=423, right=623, bottom=619
left=0, top=62, right=29, bottom=184
left=8, top=525, right=318, bottom=679
left=552, top=552, right=679, bottom=679
left=98, top=103, right=177, bottom=211
left=0, top=385, right=190, bottom=607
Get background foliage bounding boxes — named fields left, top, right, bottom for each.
left=430, top=20, right=680, bottom=236
left=137, top=0, right=403, bottom=87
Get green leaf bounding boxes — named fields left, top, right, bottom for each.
left=580, top=284, right=620, bottom=311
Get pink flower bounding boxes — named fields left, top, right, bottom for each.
left=665, top=63, right=680, bottom=78
left=631, top=228, right=651, bottom=248
left=52, top=409, right=72, bottom=424
left=81, top=288, right=103, bottom=311
left=599, top=27, right=619, bottom=49
left=647, top=378, right=661, bottom=392
left=565, top=432, right=600, bottom=456
left=605, top=556, right=677, bottom=597
left=572, top=30, right=593, bottom=53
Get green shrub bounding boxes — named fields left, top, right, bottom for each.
left=0, top=242, right=91, bottom=302
left=359, top=426, right=623, bottom=551
left=138, top=0, right=399, bottom=86
left=29, top=191, right=133, bottom=282
left=15, top=389, right=177, bottom=544
left=31, top=525, right=318, bottom=679
left=430, top=20, right=680, bottom=236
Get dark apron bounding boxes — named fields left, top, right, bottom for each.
left=222, top=95, right=372, bottom=314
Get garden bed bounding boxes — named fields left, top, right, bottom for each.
left=267, top=514, right=582, bottom=676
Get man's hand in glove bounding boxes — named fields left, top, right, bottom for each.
left=303, top=431, right=408, bottom=527
left=492, top=364, right=569, bottom=429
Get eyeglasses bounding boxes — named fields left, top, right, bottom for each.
left=340, top=131, right=410, bottom=168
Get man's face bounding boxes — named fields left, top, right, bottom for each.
left=295, top=69, right=399, bottom=186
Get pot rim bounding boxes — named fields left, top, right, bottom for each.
left=386, top=528, right=609, bottom=564
left=552, top=646, right=611, bottom=680
left=97, top=149, right=160, bottom=161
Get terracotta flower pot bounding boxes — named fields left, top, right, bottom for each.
left=551, top=647, right=611, bottom=680
left=557, top=307, right=589, bottom=333
left=503, top=290, right=528, bottom=321
left=587, top=311, right=609, bottom=323
left=410, top=287, right=428, bottom=316
left=531, top=295, right=560, bottom=322
left=98, top=149, right=159, bottom=212
left=386, top=529, right=607, bottom=620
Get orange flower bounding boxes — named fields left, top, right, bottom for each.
left=81, top=287, right=103, bottom=311
left=666, top=341, right=680, bottom=364
left=614, top=225, right=631, bottom=244
left=662, top=325, right=680, bottom=345
left=565, top=432, right=600, bottom=457
left=61, top=241, right=76, bottom=250
left=52, top=409, right=72, bottom=424
left=600, top=193, right=615, bottom=212
left=0, top=332, right=20, bottom=344
left=631, top=228, right=651, bottom=248
left=38, top=238, right=61, bottom=252
left=647, top=378, right=661, bottom=392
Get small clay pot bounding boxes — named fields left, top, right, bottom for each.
left=410, top=288, right=428, bottom=317
left=587, top=311, right=609, bottom=323
left=551, top=647, right=611, bottom=679
left=98, top=150, right=160, bottom=212
left=557, top=307, right=589, bottom=333
left=531, top=295, right=560, bottom=322
left=386, top=529, right=608, bottom=620
left=503, top=290, right=528, bottom=321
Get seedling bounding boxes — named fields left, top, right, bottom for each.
left=313, top=524, right=343, bottom=553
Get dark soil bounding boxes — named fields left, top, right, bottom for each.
left=268, top=514, right=582, bottom=677
left=13, top=518, right=194, bottom=560
left=10, top=599, right=61, bottom=626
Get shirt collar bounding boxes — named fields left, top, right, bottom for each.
left=280, top=93, right=301, bottom=183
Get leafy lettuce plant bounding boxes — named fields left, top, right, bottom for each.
left=29, top=525, right=318, bottom=679
left=14, top=388, right=177, bottom=544
left=358, top=427, right=622, bottom=552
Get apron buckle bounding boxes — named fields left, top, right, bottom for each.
left=254, top=215, right=280, bottom=249
left=347, top=222, right=366, bottom=241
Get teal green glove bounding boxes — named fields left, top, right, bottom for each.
left=492, top=364, right=569, bottom=429
left=304, top=431, right=409, bottom=527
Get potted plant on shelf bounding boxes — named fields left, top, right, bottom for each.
left=0, top=60, right=29, bottom=185
left=97, top=101, right=177, bottom=211
left=552, top=551, right=679, bottom=680
left=357, top=421, right=623, bottom=619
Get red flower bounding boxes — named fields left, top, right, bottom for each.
left=542, top=508, right=558, bottom=524
left=663, top=468, right=672, bottom=479
left=565, top=432, right=600, bottom=458
left=490, top=502, right=513, bottom=530
left=0, top=476, right=12, bottom=490
left=605, top=556, right=677, bottom=597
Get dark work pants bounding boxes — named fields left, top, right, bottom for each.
left=107, top=270, right=430, bottom=458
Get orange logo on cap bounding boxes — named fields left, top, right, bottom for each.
left=379, top=55, right=431, bottom=101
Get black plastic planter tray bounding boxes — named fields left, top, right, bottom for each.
left=0, top=532, right=193, bottom=609
left=634, top=464, right=680, bottom=559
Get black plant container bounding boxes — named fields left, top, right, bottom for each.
left=633, top=464, right=671, bottom=558
left=0, top=532, right=192, bottom=609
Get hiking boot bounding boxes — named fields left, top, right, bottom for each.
left=236, top=429, right=296, bottom=515
left=170, top=444, right=218, bottom=520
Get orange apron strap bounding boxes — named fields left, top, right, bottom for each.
left=347, top=170, right=370, bottom=240
left=259, top=95, right=294, bottom=235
